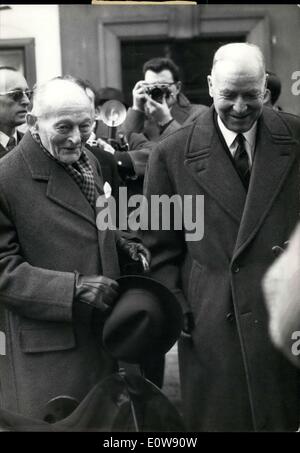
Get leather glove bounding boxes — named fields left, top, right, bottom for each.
left=117, top=237, right=151, bottom=272
left=74, top=272, right=119, bottom=314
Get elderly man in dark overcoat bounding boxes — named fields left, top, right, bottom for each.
left=140, top=43, right=300, bottom=431
left=0, top=77, right=147, bottom=421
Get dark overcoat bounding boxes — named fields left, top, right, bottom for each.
left=0, top=132, right=120, bottom=419
left=140, top=106, right=300, bottom=431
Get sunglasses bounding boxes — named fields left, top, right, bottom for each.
left=0, top=89, right=33, bottom=102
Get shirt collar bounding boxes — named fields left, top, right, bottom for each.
left=0, top=130, right=18, bottom=149
left=217, top=115, right=257, bottom=152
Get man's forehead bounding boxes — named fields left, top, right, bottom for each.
left=145, top=69, right=174, bottom=83
left=0, top=70, right=28, bottom=92
left=40, top=105, right=93, bottom=122
left=214, top=58, right=264, bottom=78
left=214, top=62, right=264, bottom=86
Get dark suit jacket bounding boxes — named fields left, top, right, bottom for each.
left=0, top=130, right=24, bottom=159
left=85, top=143, right=121, bottom=201
left=0, top=132, right=120, bottom=419
left=140, top=106, right=300, bottom=431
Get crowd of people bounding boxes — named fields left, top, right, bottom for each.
left=0, top=42, right=299, bottom=432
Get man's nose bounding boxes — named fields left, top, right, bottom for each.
left=20, top=92, right=30, bottom=106
left=68, top=127, right=81, bottom=144
left=232, top=98, right=248, bottom=115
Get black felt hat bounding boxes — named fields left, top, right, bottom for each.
left=102, top=275, right=183, bottom=364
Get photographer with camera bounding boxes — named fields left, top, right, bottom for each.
left=113, top=57, right=208, bottom=196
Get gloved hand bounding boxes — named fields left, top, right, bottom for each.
left=74, top=272, right=119, bottom=314
left=117, top=237, right=151, bottom=272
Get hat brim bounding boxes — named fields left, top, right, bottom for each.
left=103, top=275, right=183, bottom=363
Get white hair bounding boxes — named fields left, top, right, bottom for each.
left=31, top=77, right=92, bottom=117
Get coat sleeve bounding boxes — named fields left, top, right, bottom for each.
left=138, top=145, right=189, bottom=314
left=121, top=108, right=145, bottom=136
left=0, top=187, right=75, bottom=322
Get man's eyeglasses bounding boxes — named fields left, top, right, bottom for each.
left=0, top=89, right=33, bottom=102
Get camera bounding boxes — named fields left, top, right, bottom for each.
left=145, top=84, right=172, bottom=104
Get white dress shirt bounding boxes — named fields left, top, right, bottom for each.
left=0, top=130, right=18, bottom=150
left=217, top=115, right=257, bottom=167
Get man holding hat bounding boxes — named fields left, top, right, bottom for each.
left=0, top=76, right=149, bottom=422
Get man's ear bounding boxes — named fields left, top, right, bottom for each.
left=175, top=81, right=182, bottom=93
left=207, top=75, right=214, bottom=98
left=263, top=88, right=272, bottom=105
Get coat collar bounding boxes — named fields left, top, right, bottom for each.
left=233, top=107, right=298, bottom=257
left=184, top=106, right=299, bottom=255
left=19, top=131, right=103, bottom=227
left=184, top=106, right=247, bottom=224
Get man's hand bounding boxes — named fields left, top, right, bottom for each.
left=144, top=95, right=173, bottom=126
left=74, top=273, right=119, bottom=314
left=132, top=81, right=148, bottom=112
left=117, top=237, right=151, bottom=272
left=96, top=138, right=116, bottom=155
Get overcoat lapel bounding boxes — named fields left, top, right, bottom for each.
left=184, top=106, right=246, bottom=224
left=21, top=132, right=120, bottom=277
left=233, top=108, right=299, bottom=258
left=0, top=143, right=7, bottom=159
left=20, top=132, right=97, bottom=226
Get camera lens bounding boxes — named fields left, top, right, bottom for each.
left=150, top=87, right=164, bottom=103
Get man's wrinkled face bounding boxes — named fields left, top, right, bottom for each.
left=35, top=101, right=93, bottom=164
left=144, top=69, right=180, bottom=114
left=208, top=61, right=266, bottom=133
left=0, top=70, right=30, bottom=130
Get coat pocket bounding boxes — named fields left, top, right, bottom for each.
left=19, top=323, right=76, bottom=353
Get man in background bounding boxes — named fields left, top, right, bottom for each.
left=0, top=66, right=31, bottom=158
left=264, top=70, right=282, bottom=110
left=109, top=57, right=208, bottom=193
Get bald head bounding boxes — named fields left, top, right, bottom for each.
left=208, top=43, right=267, bottom=133
left=212, top=43, right=266, bottom=80
left=27, top=77, right=94, bottom=164
left=30, top=78, right=93, bottom=118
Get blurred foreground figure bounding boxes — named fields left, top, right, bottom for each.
left=263, top=223, right=300, bottom=368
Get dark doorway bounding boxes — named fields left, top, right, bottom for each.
left=121, top=36, right=245, bottom=108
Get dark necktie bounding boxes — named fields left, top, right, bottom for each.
left=6, top=136, right=16, bottom=152
left=234, top=133, right=250, bottom=189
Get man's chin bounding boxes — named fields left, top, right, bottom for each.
left=225, top=117, right=256, bottom=133
left=58, top=149, right=82, bottom=164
